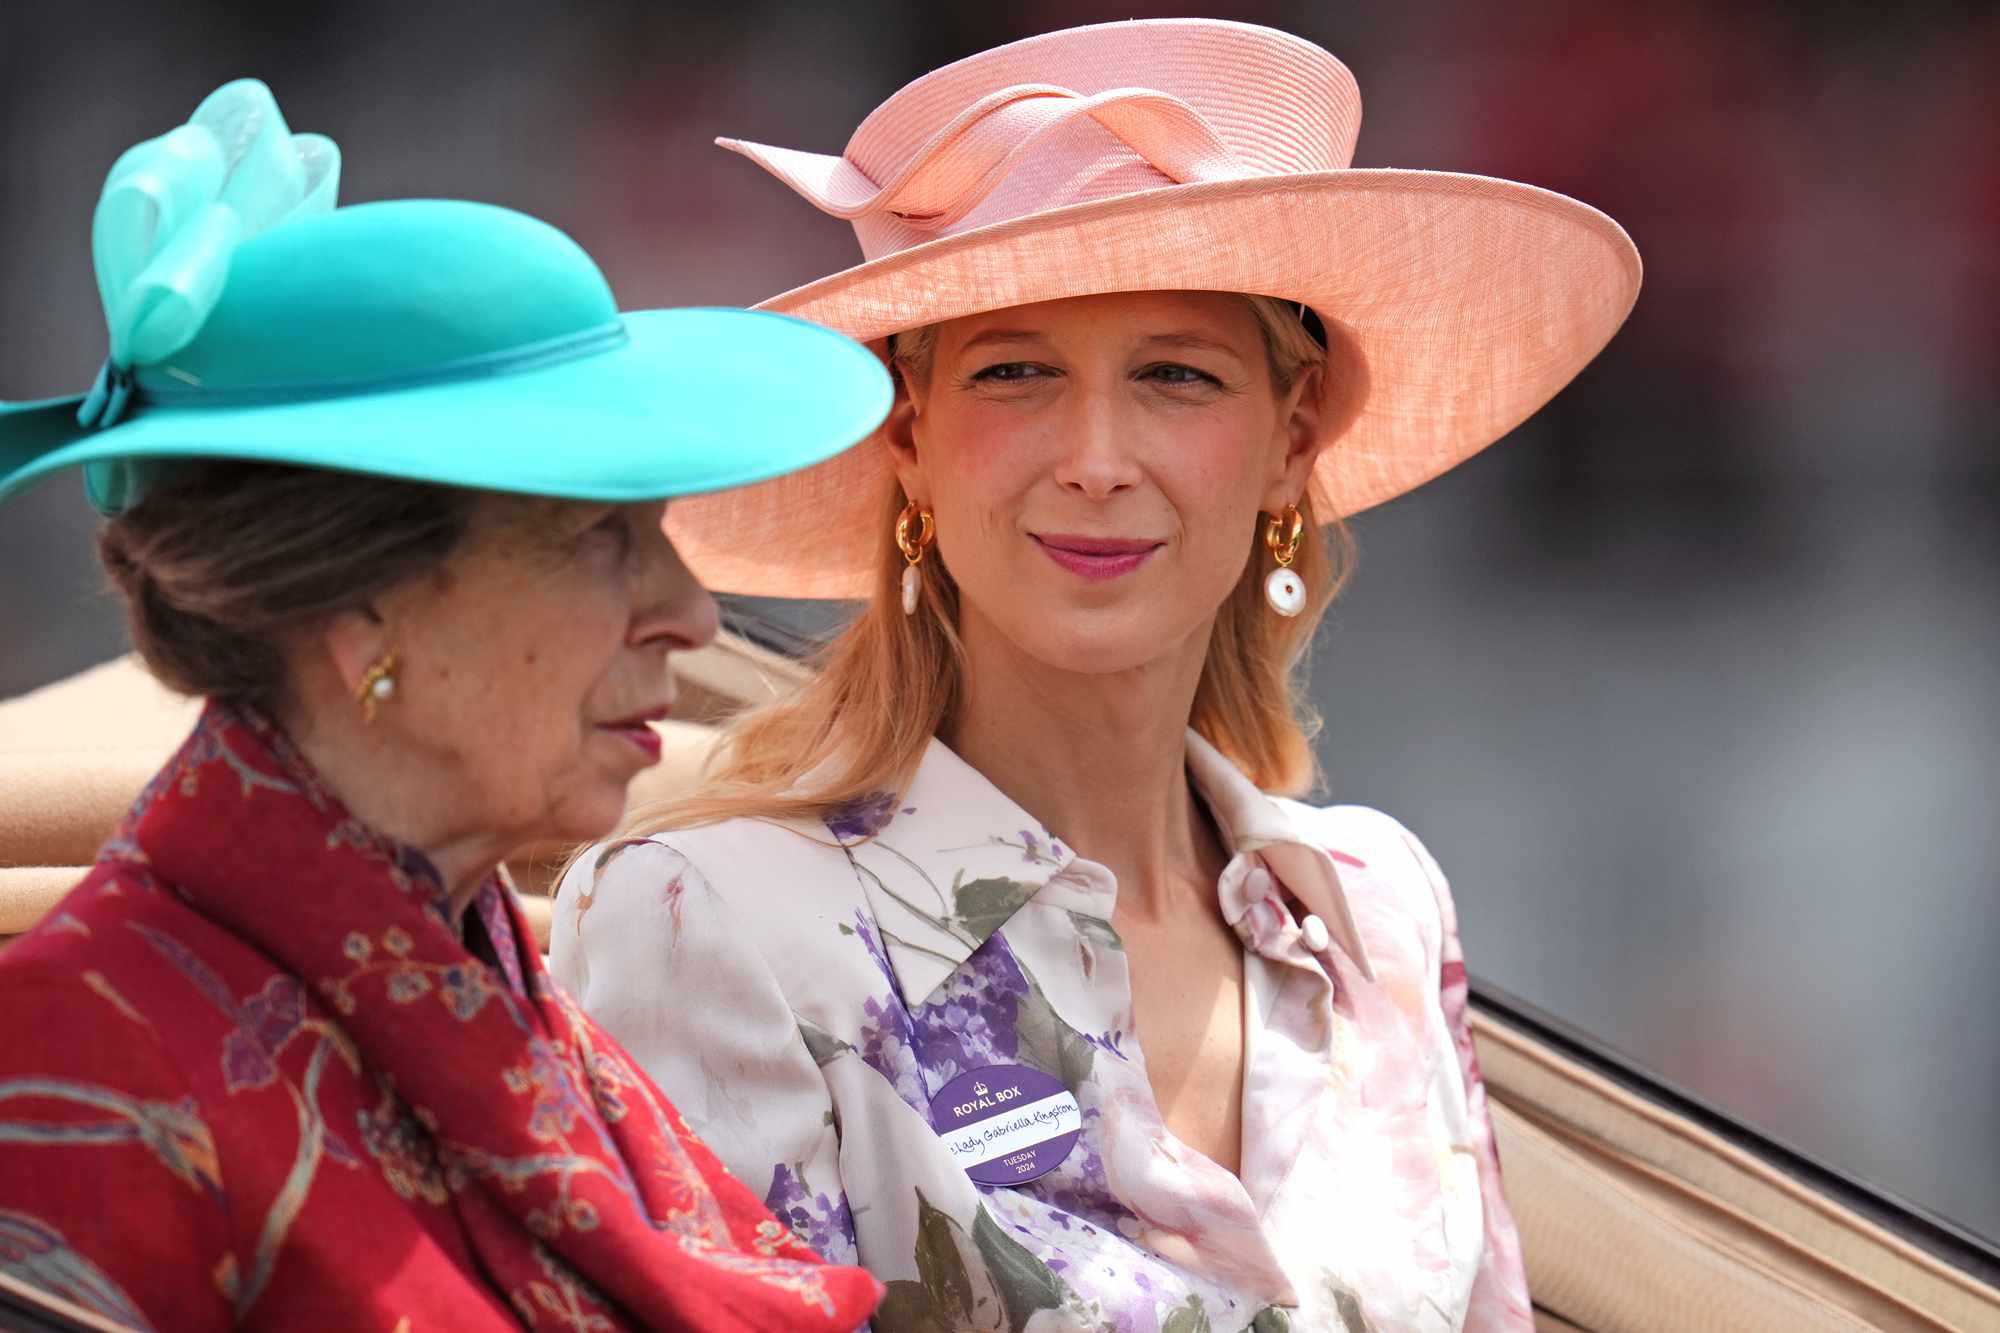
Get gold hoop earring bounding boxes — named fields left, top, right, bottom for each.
left=355, top=650, right=400, bottom=724
left=896, top=502, right=935, bottom=617
left=1263, top=506, right=1305, bottom=618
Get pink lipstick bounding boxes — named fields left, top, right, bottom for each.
left=1032, top=533, right=1163, bottom=582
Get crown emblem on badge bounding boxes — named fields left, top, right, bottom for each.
left=973, top=1080, right=989, bottom=1096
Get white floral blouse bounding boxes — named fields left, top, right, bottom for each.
left=551, top=732, right=1532, bottom=1332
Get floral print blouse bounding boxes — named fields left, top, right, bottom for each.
left=553, top=731, right=1532, bottom=1332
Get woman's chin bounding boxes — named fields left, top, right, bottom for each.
left=1018, top=622, right=1178, bottom=677
left=546, top=786, right=633, bottom=848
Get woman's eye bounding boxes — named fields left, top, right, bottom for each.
left=589, top=511, right=634, bottom=556
left=1141, top=362, right=1221, bottom=387
left=970, top=361, right=1048, bottom=383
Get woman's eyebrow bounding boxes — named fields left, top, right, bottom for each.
left=958, top=328, right=1051, bottom=352
left=956, top=329, right=1244, bottom=356
left=1136, top=331, right=1244, bottom=358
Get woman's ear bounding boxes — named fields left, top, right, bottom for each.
left=881, top=369, right=930, bottom=508
left=319, top=606, right=391, bottom=700
left=1264, top=364, right=1327, bottom=511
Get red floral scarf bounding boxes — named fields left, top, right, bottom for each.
left=114, top=703, right=879, bottom=1330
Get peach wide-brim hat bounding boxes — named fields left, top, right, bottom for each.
left=671, top=18, right=1642, bottom=598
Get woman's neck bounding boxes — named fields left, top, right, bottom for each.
left=277, top=697, right=511, bottom=924
left=943, top=610, right=1226, bottom=919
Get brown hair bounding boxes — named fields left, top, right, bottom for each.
left=626, top=294, right=1353, bottom=838
left=98, top=461, right=479, bottom=717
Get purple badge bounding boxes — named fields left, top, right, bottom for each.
left=928, top=1063, right=1082, bottom=1186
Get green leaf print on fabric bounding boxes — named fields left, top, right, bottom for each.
left=798, top=1018, right=854, bottom=1070
left=875, top=1188, right=1070, bottom=1333
left=1064, top=910, right=1124, bottom=954
left=914, top=1191, right=982, bottom=1323
left=971, top=1205, right=1066, bottom=1330
left=1331, top=1285, right=1373, bottom=1333
left=590, top=839, right=654, bottom=874
left=950, top=874, right=1041, bottom=942
left=875, top=1279, right=944, bottom=1332
left=1011, top=967, right=1097, bottom=1092
left=1160, top=1294, right=1213, bottom=1333
left=1249, top=1305, right=1293, bottom=1333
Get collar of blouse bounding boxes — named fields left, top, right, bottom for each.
left=820, top=728, right=1377, bottom=1010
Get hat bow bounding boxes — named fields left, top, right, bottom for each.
left=723, top=82, right=1249, bottom=238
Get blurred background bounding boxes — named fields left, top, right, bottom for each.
left=3, top=0, right=1995, bottom=1244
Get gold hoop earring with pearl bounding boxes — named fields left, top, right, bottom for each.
left=1263, top=507, right=1305, bottom=617
left=896, top=502, right=935, bottom=617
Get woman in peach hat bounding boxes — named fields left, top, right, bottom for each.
left=555, top=19, right=1639, bottom=1331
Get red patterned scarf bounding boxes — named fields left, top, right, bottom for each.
left=116, top=703, right=879, bottom=1330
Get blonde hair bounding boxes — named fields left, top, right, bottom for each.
left=627, top=294, right=1353, bottom=836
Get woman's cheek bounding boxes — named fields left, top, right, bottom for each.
left=540, top=576, right=630, bottom=664
left=1174, top=420, right=1255, bottom=491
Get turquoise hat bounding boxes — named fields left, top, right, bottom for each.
left=0, top=80, right=891, bottom=514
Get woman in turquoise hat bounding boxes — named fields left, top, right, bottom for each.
left=0, top=81, right=887, bottom=1330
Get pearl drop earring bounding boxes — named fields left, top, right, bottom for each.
left=1263, top=506, right=1306, bottom=617
left=896, top=501, right=935, bottom=617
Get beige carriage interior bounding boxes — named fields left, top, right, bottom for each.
left=3, top=647, right=1996, bottom=1333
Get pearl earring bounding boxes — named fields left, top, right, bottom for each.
left=1263, top=507, right=1306, bottom=617
left=896, top=501, right=935, bottom=616
left=355, top=650, right=399, bottom=724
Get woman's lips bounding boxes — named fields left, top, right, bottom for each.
left=598, top=707, right=670, bottom=762
left=1032, top=533, right=1163, bottom=582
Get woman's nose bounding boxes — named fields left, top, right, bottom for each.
left=1052, top=388, right=1142, bottom=499
left=632, top=519, right=720, bottom=653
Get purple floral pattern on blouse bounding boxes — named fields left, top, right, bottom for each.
left=823, top=792, right=911, bottom=844
left=763, top=1162, right=860, bottom=1267
left=557, top=731, right=1535, bottom=1332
